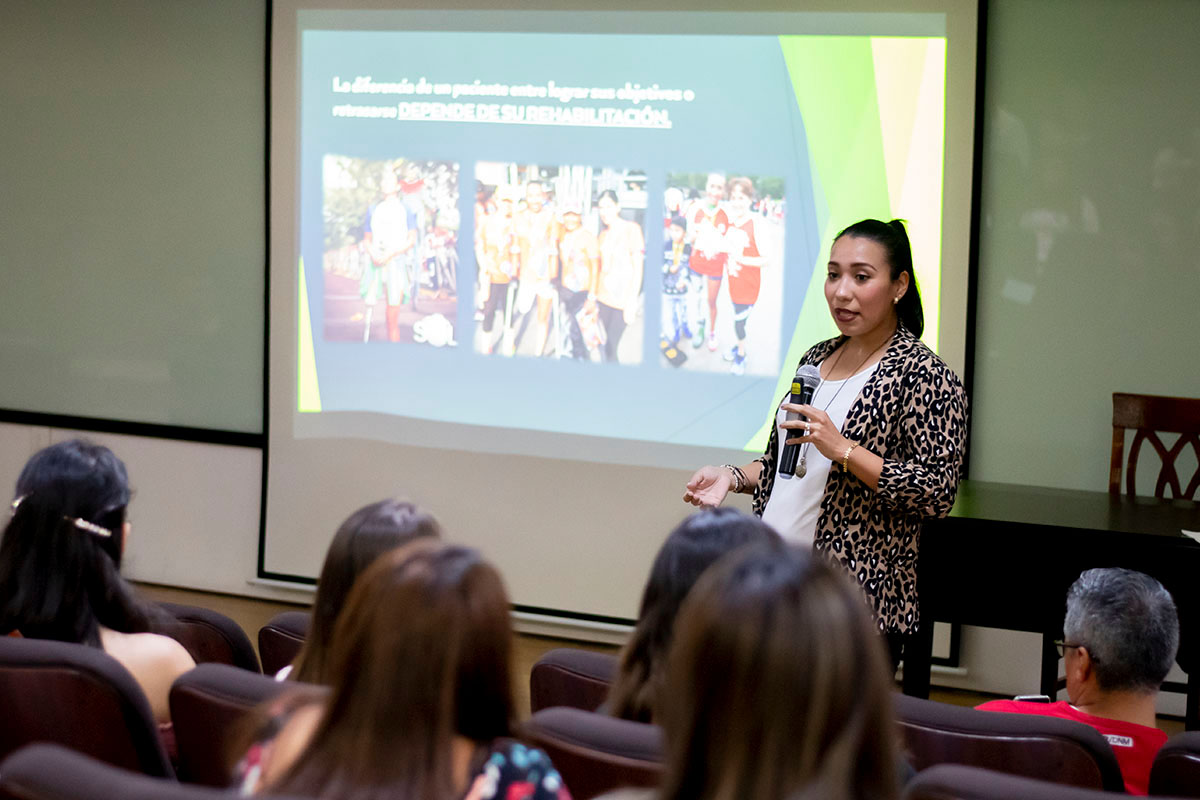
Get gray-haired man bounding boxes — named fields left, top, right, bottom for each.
left=978, top=568, right=1178, bottom=794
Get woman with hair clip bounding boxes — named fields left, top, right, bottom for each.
left=654, top=540, right=901, bottom=800
left=684, top=219, right=968, bottom=669
left=0, top=439, right=195, bottom=722
left=237, top=539, right=570, bottom=800
left=284, top=499, right=441, bottom=683
left=607, top=508, right=779, bottom=723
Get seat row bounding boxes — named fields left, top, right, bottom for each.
left=6, top=614, right=1200, bottom=798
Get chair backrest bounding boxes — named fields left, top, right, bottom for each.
left=169, top=662, right=292, bottom=786
left=0, top=744, right=309, bottom=800
left=893, top=695, right=1125, bottom=791
left=0, top=637, right=174, bottom=778
left=522, top=707, right=662, bottom=800
left=1149, top=731, right=1200, bottom=798
left=154, top=602, right=260, bottom=673
left=530, top=648, right=619, bottom=714
left=257, top=610, right=310, bottom=677
left=1109, top=392, right=1200, bottom=500
left=903, top=763, right=1189, bottom=800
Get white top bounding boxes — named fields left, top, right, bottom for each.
left=762, top=363, right=878, bottom=547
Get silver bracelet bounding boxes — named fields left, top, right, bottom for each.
left=722, top=464, right=745, bottom=494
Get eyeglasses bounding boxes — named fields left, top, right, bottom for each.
left=1054, top=640, right=1098, bottom=662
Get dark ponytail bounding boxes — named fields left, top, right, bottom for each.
left=0, top=440, right=156, bottom=645
left=835, top=218, right=924, bottom=338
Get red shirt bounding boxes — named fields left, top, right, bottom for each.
left=977, top=699, right=1167, bottom=794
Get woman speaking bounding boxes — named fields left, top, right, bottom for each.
left=684, top=219, right=967, bottom=665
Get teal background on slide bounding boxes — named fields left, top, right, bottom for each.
left=300, top=30, right=820, bottom=449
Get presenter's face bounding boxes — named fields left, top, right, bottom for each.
left=825, top=235, right=906, bottom=339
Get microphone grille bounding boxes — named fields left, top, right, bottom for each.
left=796, top=364, right=821, bottom=388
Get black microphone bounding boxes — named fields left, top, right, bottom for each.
left=779, top=364, right=821, bottom=478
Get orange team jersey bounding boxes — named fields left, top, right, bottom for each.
left=482, top=213, right=517, bottom=284
left=597, top=219, right=645, bottom=310
left=726, top=215, right=762, bottom=306
left=559, top=227, right=599, bottom=294
left=688, top=202, right=729, bottom=277
left=516, top=206, right=559, bottom=282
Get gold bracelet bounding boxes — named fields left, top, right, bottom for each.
left=841, top=443, right=859, bottom=471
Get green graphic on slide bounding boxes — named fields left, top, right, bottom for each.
left=298, top=258, right=322, bottom=412
left=744, top=35, right=942, bottom=452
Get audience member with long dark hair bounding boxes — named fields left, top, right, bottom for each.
left=607, top=508, right=779, bottom=722
left=238, top=539, right=570, bottom=800
left=656, top=540, right=899, bottom=800
left=0, top=439, right=194, bottom=722
left=286, top=499, right=441, bottom=683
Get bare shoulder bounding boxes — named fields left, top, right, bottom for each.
left=104, top=629, right=196, bottom=676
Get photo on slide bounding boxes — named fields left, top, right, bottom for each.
left=662, top=172, right=785, bottom=377
left=474, top=162, right=647, bottom=364
left=321, top=155, right=460, bottom=345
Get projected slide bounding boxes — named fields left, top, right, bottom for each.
left=293, top=14, right=948, bottom=454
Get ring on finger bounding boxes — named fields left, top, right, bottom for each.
left=804, top=422, right=811, bottom=433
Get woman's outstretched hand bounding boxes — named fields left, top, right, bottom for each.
left=683, top=465, right=732, bottom=507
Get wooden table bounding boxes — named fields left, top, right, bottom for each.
left=906, top=480, right=1200, bottom=727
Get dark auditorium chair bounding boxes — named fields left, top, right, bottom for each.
left=0, top=744, right=309, bottom=800
left=155, top=602, right=260, bottom=673
left=530, top=647, right=619, bottom=713
left=0, top=637, right=174, bottom=778
left=257, top=610, right=310, bottom=676
left=893, top=694, right=1124, bottom=791
left=903, top=763, right=1192, bottom=800
left=1149, top=731, right=1200, bottom=797
left=169, top=663, right=293, bottom=786
left=521, top=706, right=662, bottom=800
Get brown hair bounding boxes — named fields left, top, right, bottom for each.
left=291, top=500, right=441, bottom=684
left=726, top=176, right=755, bottom=200
left=658, top=540, right=899, bottom=800
left=607, top=509, right=779, bottom=722
left=269, top=539, right=514, bottom=800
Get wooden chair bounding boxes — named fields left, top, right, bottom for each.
left=1109, top=392, right=1200, bottom=501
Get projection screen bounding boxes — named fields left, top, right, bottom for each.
left=267, top=0, right=979, bottom=624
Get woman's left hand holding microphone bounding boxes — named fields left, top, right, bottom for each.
left=780, top=404, right=850, bottom=462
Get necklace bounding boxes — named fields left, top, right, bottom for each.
left=796, top=334, right=892, bottom=478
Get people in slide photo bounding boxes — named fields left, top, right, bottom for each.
left=514, top=181, right=560, bottom=357
left=685, top=173, right=729, bottom=352
left=723, top=177, right=768, bottom=376
left=595, top=189, right=645, bottom=363
left=362, top=165, right=418, bottom=342
left=557, top=206, right=600, bottom=360
left=662, top=215, right=692, bottom=349
left=476, top=186, right=519, bottom=355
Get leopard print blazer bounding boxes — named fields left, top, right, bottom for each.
left=751, top=324, right=968, bottom=634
